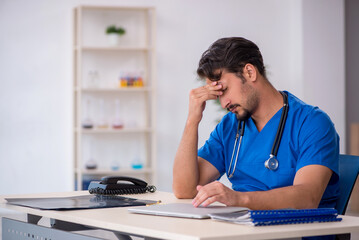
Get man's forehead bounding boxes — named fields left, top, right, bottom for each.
left=205, top=79, right=213, bottom=84
left=204, top=69, right=223, bottom=83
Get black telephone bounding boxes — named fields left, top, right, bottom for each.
left=88, top=176, right=156, bottom=195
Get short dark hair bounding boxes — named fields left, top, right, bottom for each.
left=197, top=37, right=266, bottom=81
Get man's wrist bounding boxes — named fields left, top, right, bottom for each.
left=236, top=191, right=250, bottom=208
left=186, top=117, right=201, bottom=126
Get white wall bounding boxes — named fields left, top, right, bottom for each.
left=0, top=0, right=74, bottom=194
left=301, top=0, right=345, bottom=150
left=0, top=0, right=345, bottom=194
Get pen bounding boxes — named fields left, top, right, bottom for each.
left=146, top=200, right=162, bottom=206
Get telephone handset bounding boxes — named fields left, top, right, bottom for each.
left=88, top=176, right=156, bottom=195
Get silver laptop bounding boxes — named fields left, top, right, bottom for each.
left=128, top=203, right=248, bottom=219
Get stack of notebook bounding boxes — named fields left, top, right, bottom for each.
left=128, top=203, right=342, bottom=227
left=209, top=208, right=342, bottom=226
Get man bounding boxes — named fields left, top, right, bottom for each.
left=173, top=37, right=339, bottom=211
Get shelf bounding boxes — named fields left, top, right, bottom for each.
left=73, top=5, right=156, bottom=190
left=78, top=167, right=154, bottom=175
left=79, top=5, right=153, bottom=11
left=77, top=128, right=152, bottom=134
left=77, top=87, right=152, bottom=93
left=75, top=46, right=152, bottom=51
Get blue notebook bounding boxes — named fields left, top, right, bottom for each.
left=209, top=208, right=342, bottom=226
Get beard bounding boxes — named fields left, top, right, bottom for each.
left=227, top=90, right=259, bottom=121
left=227, top=104, right=251, bottom=121
left=236, top=109, right=251, bottom=121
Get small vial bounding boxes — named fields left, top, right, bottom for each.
left=112, top=99, right=124, bottom=129
left=87, top=70, right=100, bottom=88
left=137, top=76, right=144, bottom=87
left=82, top=99, right=94, bottom=129
left=85, top=158, right=97, bottom=170
left=97, top=98, right=109, bottom=129
left=93, top=71, right=101, bottom=88
left=82, top=118, right=94, bottom=129
left=110, top=160, right=120, bottom=171
left=85, top=139, right=97, bottom=169
left=119, top=72, right=128, bottom=88
left=135, top=71, right=144, bottom=87
left=131, top=156, right=143, bottom=169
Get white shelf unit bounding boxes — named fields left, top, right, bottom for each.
left=73, top=6, right=156, bottom=190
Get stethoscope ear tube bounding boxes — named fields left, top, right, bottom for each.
left=265, top=92, right=289, bottom=171
left=228, top=121, right=244, bottom=178
left=271, top=92, right=288, bottom=158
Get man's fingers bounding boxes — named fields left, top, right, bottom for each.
left=192, top=182, right=220, bottom=207
left=192, top=185, right=208, bottom=207
left=201, top=196, right=218, bottom=207
left=192, top=190, right=210, bottom=207
left=187, top=82, right=223, bottom=125
left=202, top=83, right=222, bottom=92
left=194, top=85, right=223, bottom=101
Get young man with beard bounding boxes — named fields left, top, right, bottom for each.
left=173, top=37, right=339, bottom=215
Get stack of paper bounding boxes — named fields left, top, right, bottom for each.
left=209, top=208, right=342, bottom=226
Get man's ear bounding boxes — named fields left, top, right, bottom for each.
left=244, top=63, right=257, bottom=82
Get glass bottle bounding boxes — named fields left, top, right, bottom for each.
left=82, top=98, right=94, bottom=129
left=131, top=144, right=143, bottom=169
left=110, top=160, right=120, bottom=171
left=85, top=138, right=97, bottom=169
left=97, top=98, right=108, bottom=129
left=131, top=156, right=143, bottom=169
left=87, top=70, right=100, bottom=88
left=112, top=99, right=124, bottom=129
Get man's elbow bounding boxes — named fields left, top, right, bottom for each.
left=307, top=195, right=322, bottom=209
left=296, top=193, right=322, bottom=209
left=299, top=200, right=319, bottom=209
left=173, top=184, right=197, bottom=199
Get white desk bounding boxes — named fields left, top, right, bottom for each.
left=1, top=191, right=359, bottom=240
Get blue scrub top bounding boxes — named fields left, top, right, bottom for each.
left=198, top=91, right=339, bottom=208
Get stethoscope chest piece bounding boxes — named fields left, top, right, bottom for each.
left=264, top=154, right=279, bottom=171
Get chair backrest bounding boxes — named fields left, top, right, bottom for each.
left=336, top=154, right=359, bottom=215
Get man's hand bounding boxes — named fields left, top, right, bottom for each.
left=191, top=165, right=333, bottom=210
left=192, top=181, right=241, bottom=207
left=188, top=81, right=223, bottom=124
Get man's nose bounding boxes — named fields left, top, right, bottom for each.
left=219, top=96, right=230, bottom=109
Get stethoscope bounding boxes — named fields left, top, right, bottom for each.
left=227, top=91, right=289, bottom=178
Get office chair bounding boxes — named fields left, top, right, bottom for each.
left=336, top=154, right=359, bottom=215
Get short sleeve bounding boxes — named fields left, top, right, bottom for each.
left=198, top=120, right=226, bottom=175
left=296, top=107, right=339, bottom=175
